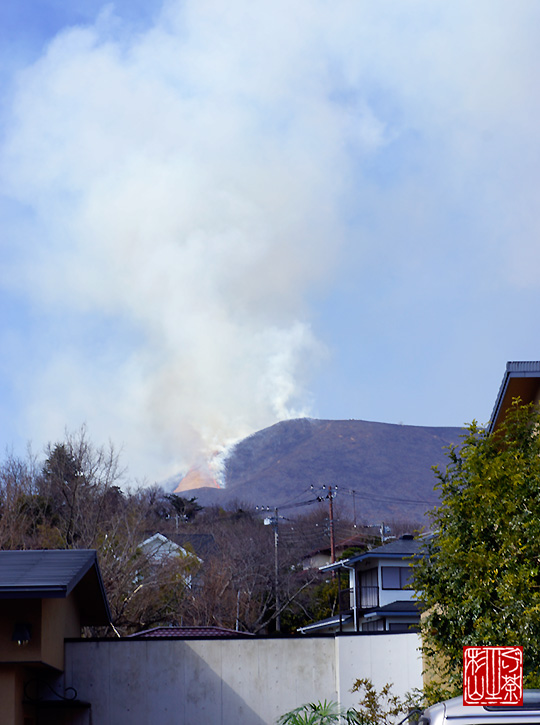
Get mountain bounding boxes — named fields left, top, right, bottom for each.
left=175, top=418, right=463, bottom=524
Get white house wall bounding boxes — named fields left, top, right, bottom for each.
left=64, top=633, right=422, bottom=725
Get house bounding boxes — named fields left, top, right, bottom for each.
left=301, top=533, right=374, bottom=571
left=128, top=625, right=254, bottom=638
left=138, top=532, right=203, bottom=590
left=489, top=360, right=540, bottom=433
left=301, top=545, right=336, bottom=571
left=0, top=549, right=111, bottom=725
left=170, top=532, right=216, bottom=559
left=298, top=535, right=423, bottom=634
left=139, top=532, right=209, bottom=564
left=139, top=532, right=192, bottom=561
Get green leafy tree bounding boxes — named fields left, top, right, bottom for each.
left=413, top=400, right=540, bottom=696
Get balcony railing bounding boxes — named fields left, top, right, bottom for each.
left=338, top=587, right=354, bottom=613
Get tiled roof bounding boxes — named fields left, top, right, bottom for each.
left=128, top=626, right=254, bottom=638
left=361, top=538, right=422, bottom=558
left=322, top=536, right=424, bottom=571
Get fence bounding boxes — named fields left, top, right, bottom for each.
left=63, top=631, right=422, bottom=725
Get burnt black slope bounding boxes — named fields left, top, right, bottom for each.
left=181, top=418, right=462, bottom=523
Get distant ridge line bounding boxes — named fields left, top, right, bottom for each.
left=177, top=418, right=462, bottom=523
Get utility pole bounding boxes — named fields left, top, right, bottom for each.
left=258, top=492, right=332, bottom=632
left=327, top=486, right=336, bottom=564
left=273, top=507, right=280, bottom=633
left=259, top=505, right=281, bottom=633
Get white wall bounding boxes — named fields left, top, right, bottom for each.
left=336, top=633, right=422, bottom=711
left=64, top=633, right=422, bottom=725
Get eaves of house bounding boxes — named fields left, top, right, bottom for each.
left=489, top=360, right=540, bottom=433
left=320, top=536, right=424, bottom=573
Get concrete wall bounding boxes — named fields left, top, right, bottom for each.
left=64, top=632, right=422, bottom=725
left=336, top=633, right=422, bottom=711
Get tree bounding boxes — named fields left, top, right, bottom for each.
left=38, top=428, right=125, bottom=549
left=165, top=494, right=202, bottom=522
left=413, top=400, right=540, bottom=697
left=183, top=506, right=278, bottom=632
left=0, top=433, right=370, bottom=636
left=0, top=450, right=43, bottom=548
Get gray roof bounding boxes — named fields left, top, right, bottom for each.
left=322, top=537, right=424, bottom=572
left=129, top=625, right=254, bottom=638
left=363, top=600, right=420, bottom=616
left=0, top=549, right=111, bottom=625
left=298, top=614, right=352, bottom=634
left=356, top=537, right=423, bottom=559
left=170, top=533, right=217, bottom=558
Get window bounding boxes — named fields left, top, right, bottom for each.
left=359, top=568, right=378, bottom=587
left=381, top=566, right=412, bottom=590
left=389, top=622, right=414, bottom=632
left=358, top=568, right=379, bottom=607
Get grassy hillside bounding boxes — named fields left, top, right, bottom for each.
left=177, top=418, right=462, bottom=524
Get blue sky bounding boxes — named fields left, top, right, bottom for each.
left=1, top=0, right=540, bottom=482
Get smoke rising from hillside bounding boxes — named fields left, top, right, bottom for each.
left=0, top=1, right=380, bottom=479
left=2, top=1, right=540, bottom=479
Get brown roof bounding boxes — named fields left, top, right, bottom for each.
left=128, top=626, right=254, bottom=638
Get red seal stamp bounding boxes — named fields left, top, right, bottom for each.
left=463, top=646, right=523, bottom=706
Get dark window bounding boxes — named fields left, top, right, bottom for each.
left=358, top=568, right=379, bottom=608
left=381, top=566, right=411, bottom=590
left=382, top=567, right=400, bottom=589
left=388, top=622, right=412, bottom=632
left=359, top=568, right=378, bottom=587
left=401, top=567, right=413, bottom=588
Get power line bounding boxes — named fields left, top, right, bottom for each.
left=337, top=486, right=433, bottom=507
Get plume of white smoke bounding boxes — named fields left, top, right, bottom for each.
left=0, top=0, right=386, bottom=479
left=3, top=0, right=540, bottom=478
